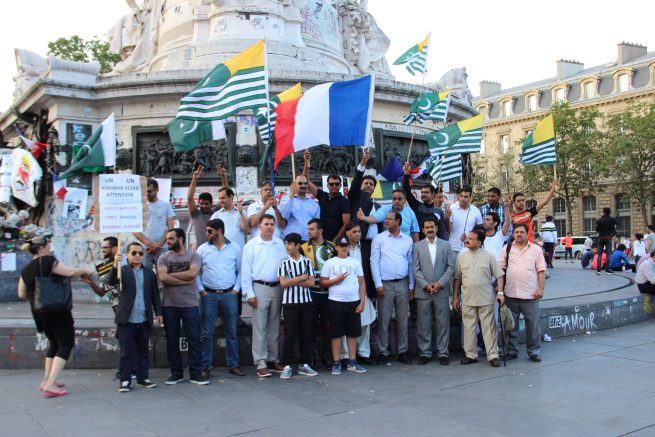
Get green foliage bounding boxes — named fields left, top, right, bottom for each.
left=605, top=101, right=655, bottom=226
left=47, top=35, right=120, bottom=74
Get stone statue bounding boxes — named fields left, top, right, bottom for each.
left=12, top=49, right=48, bottom=101
left=108, top=0, right=163, bottom=74
left=438, top=67, right=474, bottom=107
left=338, top=0, right=391, bottom=75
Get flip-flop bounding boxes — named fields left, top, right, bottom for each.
left=43, top=389, right=68, bottom=398
left=39, top=382, right=65, bottom=391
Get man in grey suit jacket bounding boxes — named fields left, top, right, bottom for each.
left=412, top=216, right=456, bottom=365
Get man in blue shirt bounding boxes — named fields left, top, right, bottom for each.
left=359, top=189, right=419, bottom=242
left=609, top=244, right=636, bottom=272
left=197, top=219, right=245, bottom=379
left=279, top=175, right=320, bottom=241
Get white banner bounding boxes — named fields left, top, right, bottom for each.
left=99, top=203, right=144, bottom=233
left=98, top=174, right=142, bottom=204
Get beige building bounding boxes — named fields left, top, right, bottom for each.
left=473, top=42, right=655, bottom=239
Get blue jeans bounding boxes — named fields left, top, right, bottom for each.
left=200, top=292, right=239, bottom=369
left=117, top=322, right=151, bottom=383
left=162, top=306, right=202, bottom=376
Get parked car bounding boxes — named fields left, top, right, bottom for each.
left=554, top=235, right=597, bottom=259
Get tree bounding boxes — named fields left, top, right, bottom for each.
left=47, top=36, right=120, bottom=74
left=521, top=101, right=606, bottom=234
left=605, top=101, right=655, bottom=227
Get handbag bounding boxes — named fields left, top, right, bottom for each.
left=33, top=257, right=73, bottom=313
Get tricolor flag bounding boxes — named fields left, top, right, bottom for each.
left=393, top=33, right=430, bottom=76
left=377, top=156, right=404, bottom=181
left=273, top=75, right=374, bottom=169
left=427, top=114, right=484, bottom=157
left=15, top=126, right=48, bottom=158
left=59, top=113, right=116, bottom=179
left=520, top=114, right=556, bottom=165
left=403, top=91, right=451, bottom=125
left=176, top=40, right=268, bottom=120
left=410, top=155, right=431, bottom=179
left=167, top=118, right=226, bottom=153
left=256, top=83, right=303, bottom=166
left=428, top=155, right=462, bottom=182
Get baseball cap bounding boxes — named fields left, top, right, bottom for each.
left=335, top=235, right=350, bottom=246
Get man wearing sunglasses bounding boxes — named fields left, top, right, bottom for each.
left=106, top=242, right=162, bottom=392
left=303, top=150, right=351, bottom=242
left=279, top=174, right=320, bottom=241
left=359, top=189, right=420, bottom=243
left=197, top=219, right=246, bottom=379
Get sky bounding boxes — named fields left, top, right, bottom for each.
left=1, top=0, right=654, bottom=112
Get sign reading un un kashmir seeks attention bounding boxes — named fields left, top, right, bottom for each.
left=98, top=174, right=143, bottom=233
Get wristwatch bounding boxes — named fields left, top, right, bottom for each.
left=497, top=291, right=504, bottom=296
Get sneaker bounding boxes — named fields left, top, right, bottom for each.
left=347, top=360, right=367, bottom=373
left=189, top=374, right=210, bottom=385
left=165, top=374, right=184, bottom=385
left=604, top=271, right=612, bottom=275
left=257, top=368, right=272, bottom=378
left=118, top=381, right=130, bottom=393
left=596, top=272, right=601, bottom=275
left=137, top=379, right=157, bottom=389
left=131, top=373, right=137, bottom=380
left=298, top=363, right=318, bottom=376
left=280, top=365, right=293, bottom=380
left=331, top=361, right=342, bottom=375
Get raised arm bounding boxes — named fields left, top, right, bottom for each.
left=303, top=150, right=319, bottom=197
left=402, top=162, right=421, bottom=210
left=536, top=178, right=559, bottom=212
left=218, top=164, right=228, bottom=189
left=501, top=195, right=511, bottom=236
left=236, top=199, right=250, bottom=233
left=187, top=165, right=204, bottom=216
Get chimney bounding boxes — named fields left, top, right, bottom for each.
left=557, top=59, right=584, bottom=80
left=479, top=80, right=502, bottom=98
left=618, top=42, right=647, bottom=64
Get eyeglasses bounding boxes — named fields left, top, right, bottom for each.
left=130, top=251, right=144, bottom=256
left=296, top=182, right=308, bottom=185
left=328, top=182, right=341, bottom=187
left=392, top=197, right=404, bottom=201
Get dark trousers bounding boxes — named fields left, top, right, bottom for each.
left=162, top=306, right=202, bottom=376
left=638, top=282, right=655, bottom=294
left=505, top=297, right=541, bottom=357
left=117, top=322, right=151, bottom=383
left=611, top=264, right=636, bottom=273
left=543, top=242, right=555, bottom=266
left=38, top=311, right=75, bottom=360
left=311, top=291, right=330, bottom=362
left=597, top=238, right=613, bottom=273
left=282, top=304, right=314, bottom=365
left=564, top=247, right=573, bottom=261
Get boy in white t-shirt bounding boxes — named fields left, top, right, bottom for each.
left=320, top=236, right=366, bottom=375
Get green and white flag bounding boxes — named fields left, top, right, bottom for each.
left=176, top=40, right=268, bottom=120
left=427, top=114, right=484, bottom=157
left=403, top=91, right=451, bottom=125
left=59, top=113, right=116, bottom=179
left=520, top=114, right=556, bottom=165
left=167, top=118, right=226, bottom=153
left=428, top=154, right=462, bottom=182
left=393, top=33, right=430, bottom=76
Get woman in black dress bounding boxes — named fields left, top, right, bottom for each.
left=17, top=235, right=92, bottom=398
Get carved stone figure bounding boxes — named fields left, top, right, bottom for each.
left=438, top=67, right=474, bottom=107
left=12, top=49, right=48, bottom=101
left=178, top=152, right=193, bottom=175
left=235, top=145, right=258, bottom=167
left=141, top=142, right=159, bottom=176
left=115, top=148, right=133, bottom=170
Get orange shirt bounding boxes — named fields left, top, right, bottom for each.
left=511, top=207, right=538, bottom=243
left=562, top=236, right=573, bottom=248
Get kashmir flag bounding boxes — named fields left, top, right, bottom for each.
left=520, top=114, right=556, bottom=165
left=59, top=113, right=116, bottom=179
left=393, top=33, right=430, bottom=76
left=167, top=118, right=226, bottom=152
left=256, top=83, right=303, bottom=167
left=15, top=126, right=48, bottom=158
left=274, top=75, right=374, bottom=169
left=176, top=40, right=268, bottom=120
left=428, top=155, right=462, bottom=182
left=403, top=91, right=451, bottom=125
left=427, top=114, right=484, bottom=157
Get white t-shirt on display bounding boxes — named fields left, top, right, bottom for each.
left=320, top=256, right=363, bottom=302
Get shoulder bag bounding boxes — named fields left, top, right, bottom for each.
left=33, top=257, right=73, bottom=313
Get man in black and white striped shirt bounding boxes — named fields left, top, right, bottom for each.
left=278, top=233, right=318, bottom=379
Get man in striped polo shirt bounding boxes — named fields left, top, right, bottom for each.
left=278, top=233, right=319, bottom=379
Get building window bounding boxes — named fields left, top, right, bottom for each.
left=500, top=135, right=509, bottom=154
left=555, top=88, right=566, bottom=102
left=617, top=74, right=630, bottom=93
left=584, top=81, right=596, bottom=99
left=526, top=200, right=537, bottom=210
left=553, top=198, right=566, bottom=234
left=615, top=193, right=630, bottom=237
left=502, top=100, right=512, bottom=117
left=582, top=195, right=597, bottom=235
left=527, top=95, right=537, bottom=112
left=554, top=219, right=566, bottom=237
left=553, top=198, right=566, bottom=214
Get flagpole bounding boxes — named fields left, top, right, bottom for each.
left=116, top=234, right=122, bottom=292
left=406, top=75, right=427, bottom=163
left=291, top=152, right=296, bottom=179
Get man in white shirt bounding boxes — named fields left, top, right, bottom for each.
left=480, top=196, right=511, bottom=260
left=541, top=216, right=558, bottom=269
left=241, top=214, right=287, bottom=378
left=134, top=179, right=175, bottom=270
left=247, top=182, right=286, bottom=239
left=445, top=185, right=483, bottom=253
left=210, top=187, right=249, bottom=248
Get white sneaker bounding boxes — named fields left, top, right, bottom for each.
left=280, top=365, right=293, bottom=380
left=298, top=363, right=318, bottom=376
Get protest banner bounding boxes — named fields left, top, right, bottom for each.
left=97, top=174, right=144, bottom=233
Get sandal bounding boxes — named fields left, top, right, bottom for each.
left=43, top=389, right=68, bottom=398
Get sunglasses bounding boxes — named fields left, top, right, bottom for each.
left=328, top=182, right=341, bottom=187
left=206, top=229, right=215, bottom=234
left=130, top=251, right=144, bottom=256
left=296, top=182, right=308, bottom=185
left=392, top=197, right=405, bottom=201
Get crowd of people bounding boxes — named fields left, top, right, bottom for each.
left=19, top=149, right=655, bottom=398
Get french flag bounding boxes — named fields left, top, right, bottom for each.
left=274, top=75, right=374, bottom=169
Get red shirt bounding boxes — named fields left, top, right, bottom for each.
left=511, top=207, right=538, bottom=243
left=562, top=236, right=573, bottom=248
